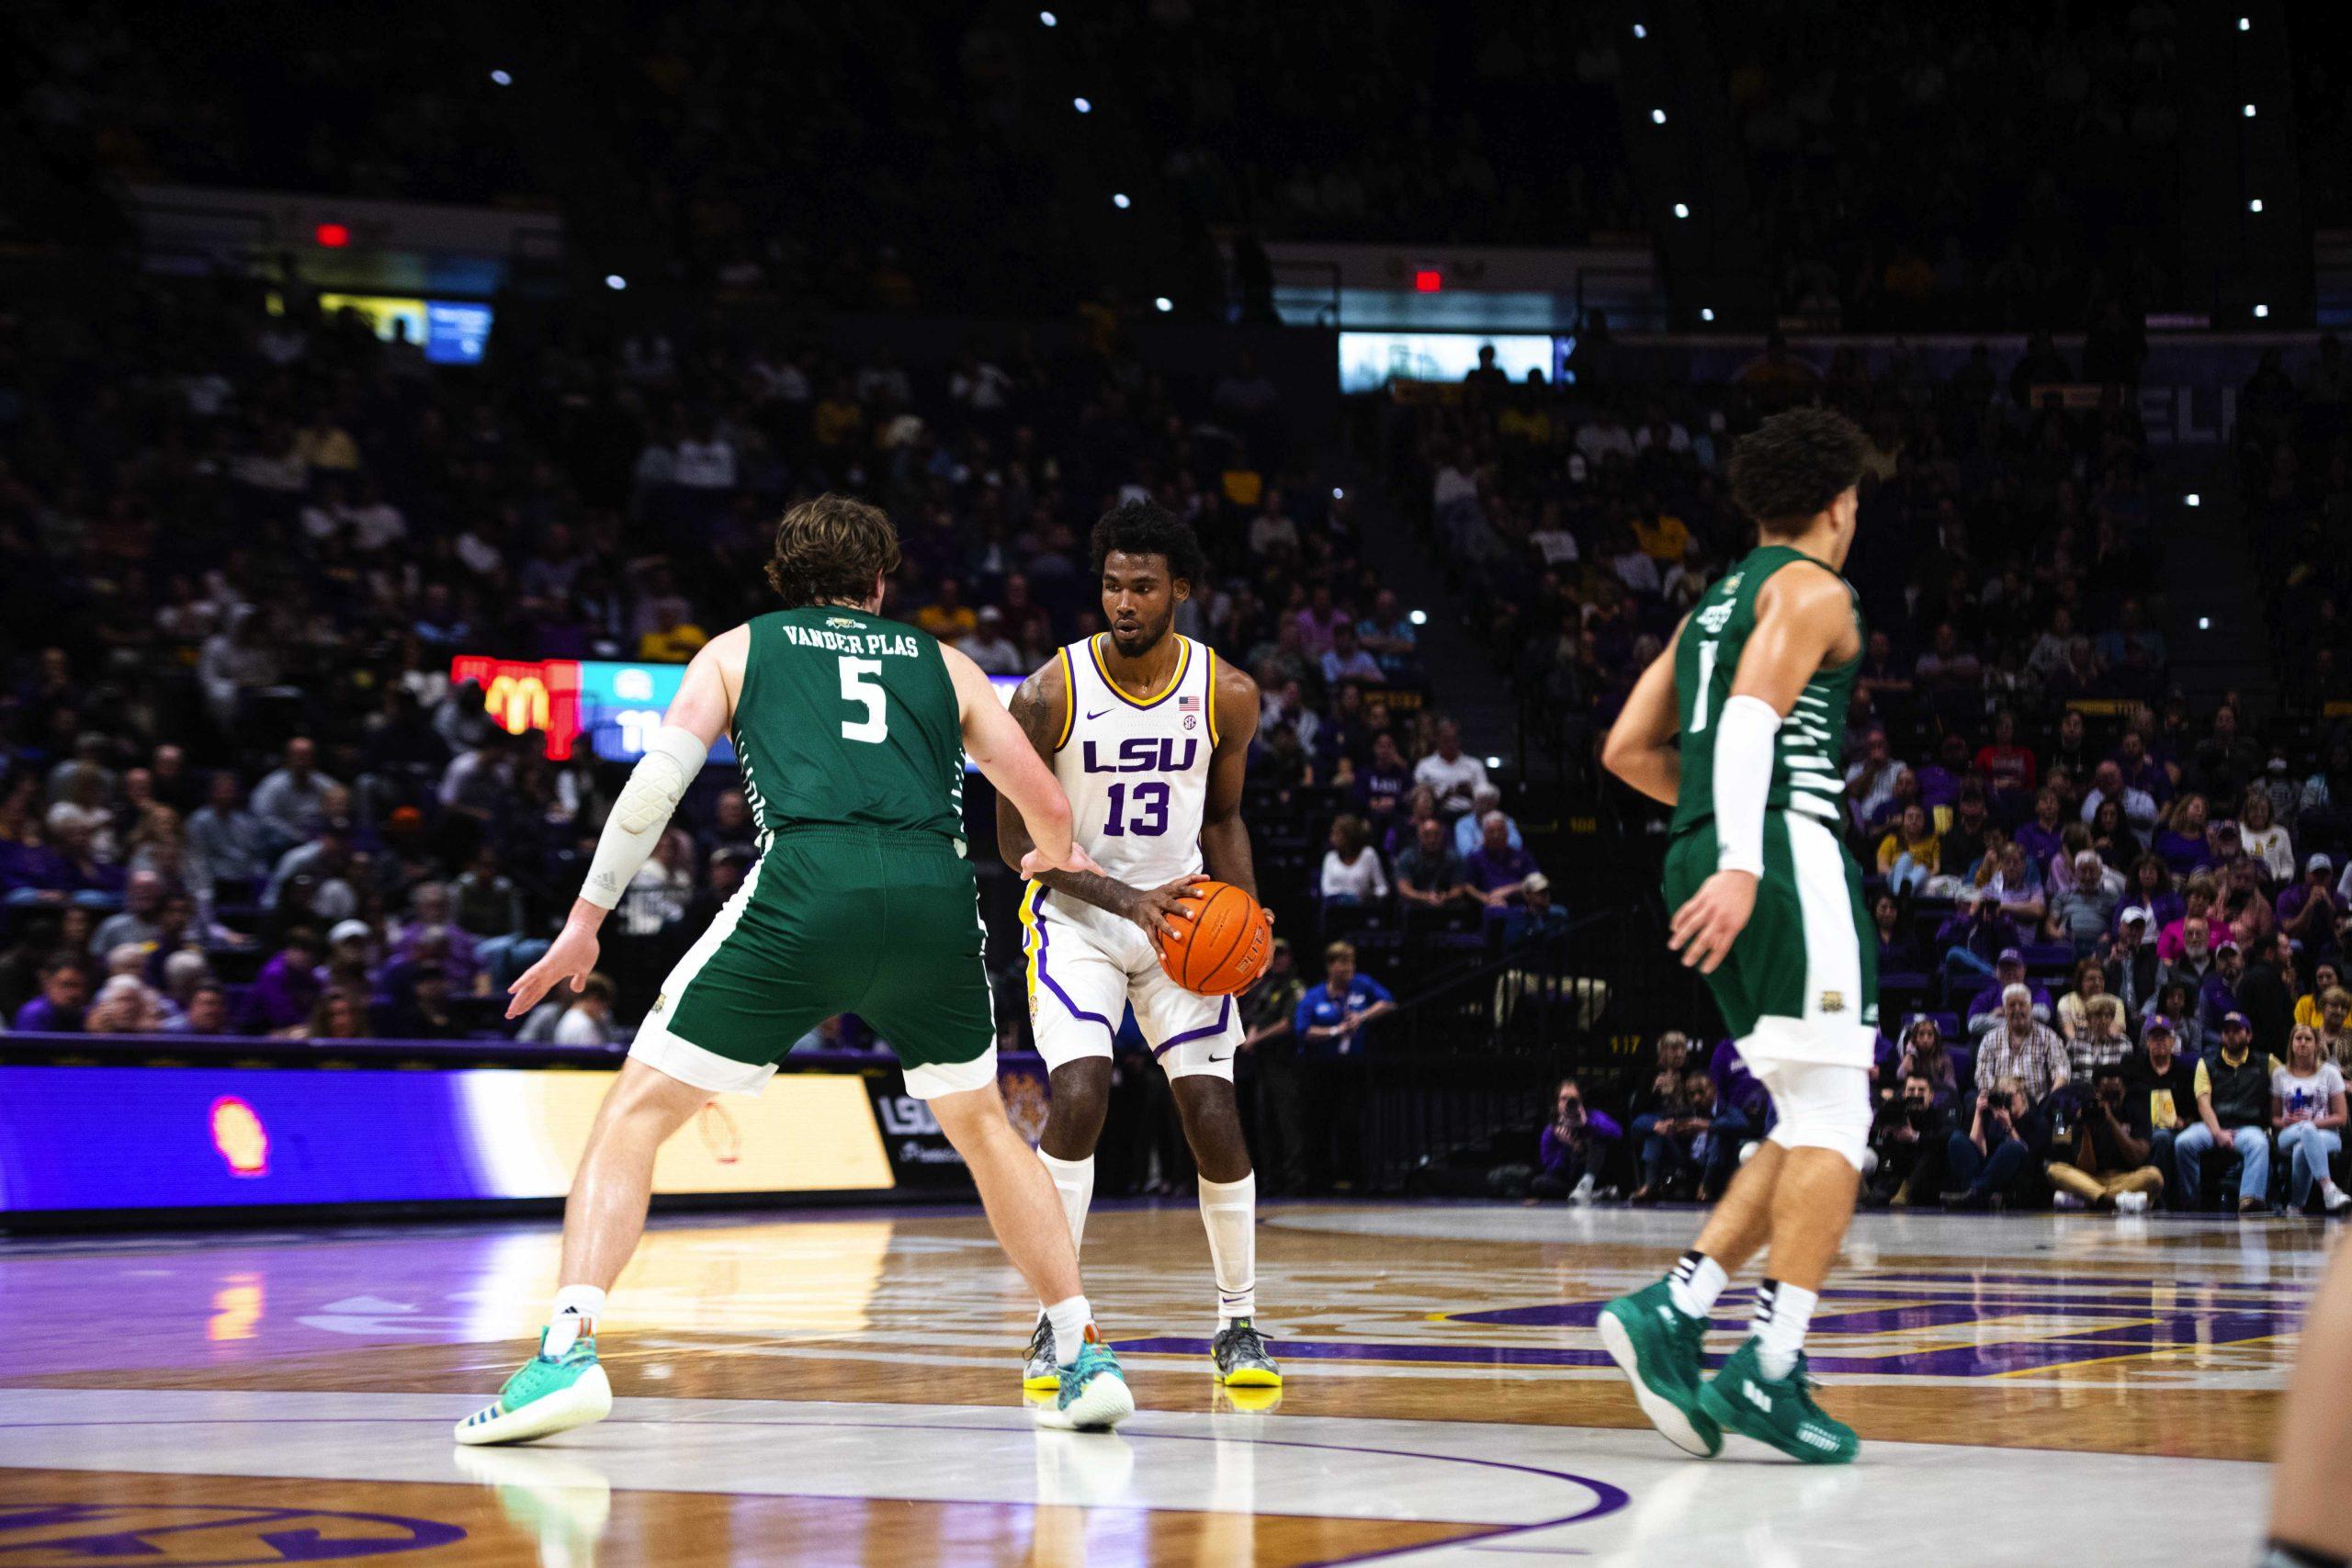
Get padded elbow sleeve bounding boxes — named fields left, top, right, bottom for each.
left=581, top=726, right=709, bottom=908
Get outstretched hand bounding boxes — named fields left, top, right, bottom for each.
left=507, top=923, right=600, bottom=1019
left=1669, top=870, right=1758, bottom=976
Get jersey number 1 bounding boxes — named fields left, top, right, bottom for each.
left=839, top=658, right=888, bottom=743
left=1689, top=638, right=1720, bottom=733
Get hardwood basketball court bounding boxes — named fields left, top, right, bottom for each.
left=0, top=1202, right=2314, bottom=1564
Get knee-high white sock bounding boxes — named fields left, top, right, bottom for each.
left=1199, top=1172, right=1258, bottom=1326
left=1039, top=1151, right=1094, bottom=1255
left=1753, top=1279, right=1817, bottom=1381
left=542, top=1284, right=605, bottom=1357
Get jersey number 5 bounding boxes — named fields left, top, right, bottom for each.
left=839, top=658, right=888, bottom=743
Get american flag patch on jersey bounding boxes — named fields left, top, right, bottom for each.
left=1180, top=695, right=1201, bottom=711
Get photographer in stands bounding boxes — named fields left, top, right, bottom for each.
left=1530, top=1077, right=1621, bottom=1203
left=2045, top=1064, right=2163, bottom=1213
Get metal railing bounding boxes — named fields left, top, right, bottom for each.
left=1333, top=905, right=1702, bottom=1190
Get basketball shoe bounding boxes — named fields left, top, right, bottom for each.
left=1022, top=1316, right=1059, bottom=1391
left=453, top=1329, right=613, bottom=1446
left=1597, top=1281, right=1722, bottom=1457
left=1211, top=1319, right=1283, bottom=1387
left=1033, top=1330, right=1134, bottom=1431
left=1696, top=1337, right=1860, bottom=1464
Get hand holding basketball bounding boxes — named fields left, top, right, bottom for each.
left=1152, top=880, right=1272, bottom=996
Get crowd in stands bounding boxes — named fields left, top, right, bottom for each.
left=1402, top=330, right=2173, bottom=797
left=0, top=269, right=1516, bottom=1062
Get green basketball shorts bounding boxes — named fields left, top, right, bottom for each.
left=628, top=827, right=997, bottom=1100
left=1662, top=809, right=1878, bottom=1066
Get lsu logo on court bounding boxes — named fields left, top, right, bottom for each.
left=0, top=1503, right=465, bottom=1563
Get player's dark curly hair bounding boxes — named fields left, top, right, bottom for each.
left=1090, top=500, right=1204, bottom=589
left=1726, top=407, right=1869, bottom=531
left=765, top=494, right=902, bottom=608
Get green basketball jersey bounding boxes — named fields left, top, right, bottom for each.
left=732, top=606, right=967, bottom=849
left=1668, top=545, right=1863, bottom=837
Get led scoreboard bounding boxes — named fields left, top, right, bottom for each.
left=451, top=654, right=1019, bottom=768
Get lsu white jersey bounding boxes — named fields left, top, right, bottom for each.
left=1051, top=633, right=1219, bottom=891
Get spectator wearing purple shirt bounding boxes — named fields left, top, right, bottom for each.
left=1464, top=813, right=1538, bottom=908
left=1351, top=733, right=1413, bottom=825
left=1709, top=1035, right=1770, bottom=1122
left=2013, top=788, right=2068, bottom=874
left=243, top=930, right=324, bottom=1033
left=1319, top=622, right=1385, bottom=687
left=1916, top=733, right=1974, bottom=810
left=1294, top=585, right=1346, bottom=660
left=1532, top=1077, right=1622, bottom=1201
left=11, top=958, right=88, bottom=1032
left=1966, top=950, right=2053, bottom=1038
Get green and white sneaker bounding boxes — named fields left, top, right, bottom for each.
left=1022, top=1316, right=1059, bottom=1391
left=1597, top=1280, right=1722, bottom=1458
left=1033, top=1331, right=1135, bottom=1431
left=1697, top=1337, right=1859, bottom=1465
left=453, top=1330, right=613, bottom=1447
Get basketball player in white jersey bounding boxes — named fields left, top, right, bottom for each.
left=999, top=500, right=1282, bottom=1391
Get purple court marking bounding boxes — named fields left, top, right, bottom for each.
left=0, top=1502, right=464, bottom=1564
left=1115, top=1298, right=2300, bottom=1377
left=0, top=1412, right=1629, bottom=1544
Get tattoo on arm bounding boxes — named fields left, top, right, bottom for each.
left=999, top=664, right=1139, bottom=917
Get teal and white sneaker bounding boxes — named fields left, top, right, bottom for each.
left=1032, top=1331, right=1134, bottom=1431
left=453, top=1330, right=613, bottom=1447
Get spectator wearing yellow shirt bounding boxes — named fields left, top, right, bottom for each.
left=1879, top=802, right=1940, bottom=897
left=2292, top=964, right=2339, bottom=1030
left=1632, top=502, right=1688, bottom=562
left=915, top=578, right=979, bottom=642
left=637, top=605, right=708, bottom=662
left=294, top=412, right=361, bottom=473
left=811, top=377, right=865, bottom=449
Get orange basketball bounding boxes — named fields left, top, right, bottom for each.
left=1153, top=881, right=1271, bottom=996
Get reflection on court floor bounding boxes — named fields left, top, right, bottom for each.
left=0, top=1203, right=2317, bottom=1565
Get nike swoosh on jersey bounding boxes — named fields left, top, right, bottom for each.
left=1085, top=707, right=1114, bottom=720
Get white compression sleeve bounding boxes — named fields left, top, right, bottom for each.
left=580, top=725, right=709, bottom=908
left=1713, top=694, right=1782, bottom=877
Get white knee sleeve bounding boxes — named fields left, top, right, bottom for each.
left=1760, top=1060, right=1873, bottom=1170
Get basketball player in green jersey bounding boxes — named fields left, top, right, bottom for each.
left=1596, top=407, right=1875, bottom=1465
left=2267, top=1237, right=2352, bottom=1566
left=456, top=496, right=1134, bottom=1445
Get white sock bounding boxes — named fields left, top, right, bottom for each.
left=1754, top=1279, right=1816, bottom=1380
left=1199, top=1172, right=1258, bottom=1326
left=1044, top=1294, right=1094, bottom=1365
left=1039, top=1150, right=1094, bottom=1256
left=1664, top=1250, right=1726, bottom=1320
left=1035, top=1150, right=1095, bottom=1325
left=543, top=1284, right=605, bottom=1357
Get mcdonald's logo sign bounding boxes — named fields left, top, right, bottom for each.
left=448, top=656, right=585, bottom=760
